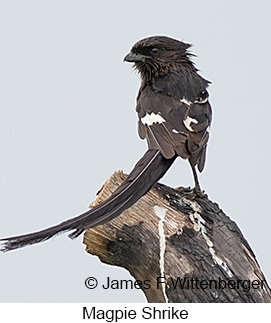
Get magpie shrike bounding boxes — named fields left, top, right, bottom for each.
left=0, top=36, right=212, bottom=252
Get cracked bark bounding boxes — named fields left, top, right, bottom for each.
left=83, top=171, right=271, bottom=303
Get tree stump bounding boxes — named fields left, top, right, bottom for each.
left=83, top=171, right=271, bottom=303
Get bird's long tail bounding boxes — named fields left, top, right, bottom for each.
left=0, top=149, right=176, bottom=252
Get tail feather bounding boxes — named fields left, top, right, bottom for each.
left=0, top=149, right=176, bottom=252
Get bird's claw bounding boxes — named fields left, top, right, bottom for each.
left=175, top=186, right=207, bottom=199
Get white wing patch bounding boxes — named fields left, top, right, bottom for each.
left=183, top=116, right=198, bottom=132
left=141, top=112, right=165, bottom=126
left=180, top=97, right=192, bottom=106
left=194, top=97, right=209, bottom=104
left=181, top=97, right=209, bottom=105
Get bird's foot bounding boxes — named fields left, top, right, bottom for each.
left=175, top=186, right=207, bottom=199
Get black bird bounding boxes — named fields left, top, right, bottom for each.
left=0, top=36, right=212, bottom=252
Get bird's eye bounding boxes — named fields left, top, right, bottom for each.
left=151, top=47, right=159, bottom=54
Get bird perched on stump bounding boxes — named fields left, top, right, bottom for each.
left=0, top=36, right=212, bottom=252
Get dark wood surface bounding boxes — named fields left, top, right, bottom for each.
left=84, top=171, right=271, bottom=303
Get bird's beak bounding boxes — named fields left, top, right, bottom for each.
left=123, top=52, right=146, bottom=63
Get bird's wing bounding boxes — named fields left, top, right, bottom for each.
left=136, top=86, right=212, bottom=170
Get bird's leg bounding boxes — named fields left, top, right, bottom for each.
left=190, top=165, right=207, bottom=197
left=191, top=165, right=201, bottom=194
left=176, top=165, right=205, bottom=199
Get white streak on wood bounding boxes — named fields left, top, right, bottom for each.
left=185, top=199, right=234, bottom=278
left=153, top=205, right=169, bottom=303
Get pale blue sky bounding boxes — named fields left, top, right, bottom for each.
left=0, top=0, right=270, bottom=302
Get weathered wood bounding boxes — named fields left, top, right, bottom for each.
left=83, top=171, right=271, bottom=303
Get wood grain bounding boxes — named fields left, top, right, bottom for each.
left=83, top=171, right=271, bottom=303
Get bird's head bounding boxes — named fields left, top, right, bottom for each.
left=124, top=36, right=194, bottom=82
